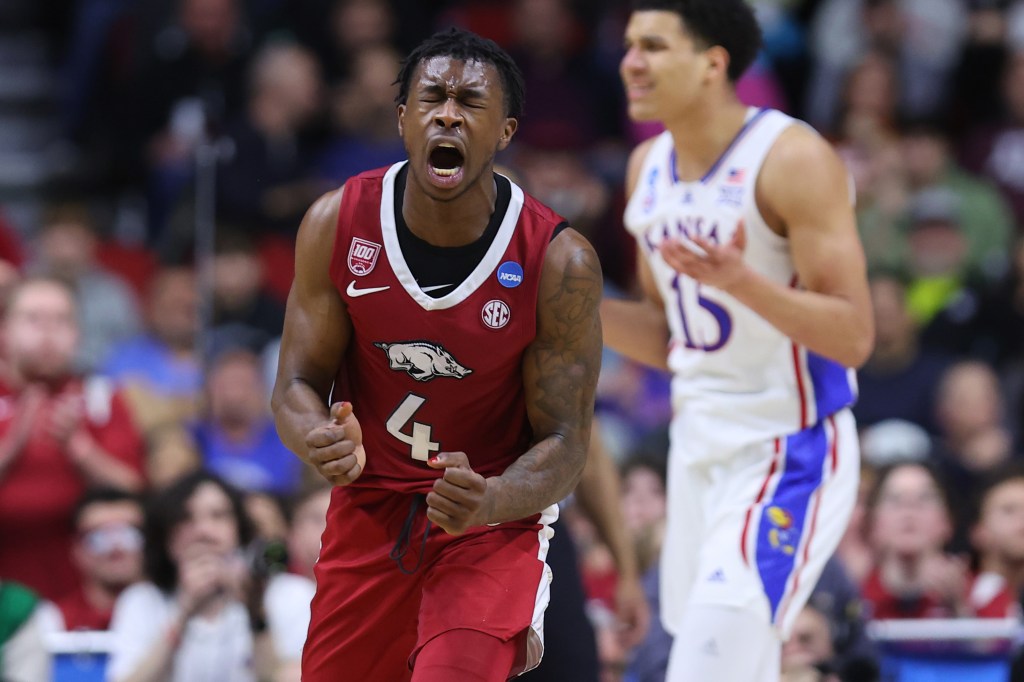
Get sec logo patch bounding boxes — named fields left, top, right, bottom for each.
left=481, top=299, right=511, bottom=330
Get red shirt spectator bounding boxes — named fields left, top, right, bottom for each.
left=967, top=572, right=1019, bottom=619
left=0, top=278, right=144, bottom=602
left=967, top=466, right=1024, bottom=620
left=55, top=488, right=144, bottom=630
left=862, top=462, right=970, bottom=620
left=58, top=588, right=114, bottom=631
left=861, top=566, right=957, bottom=619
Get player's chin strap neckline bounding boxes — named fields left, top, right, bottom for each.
left=389, top=494, right=432, bottom=575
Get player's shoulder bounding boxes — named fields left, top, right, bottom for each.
left=763, top=121, right=841, bottom=177
left=626, top=133, right=669, bottom=194
left=348, top=165, right=392, bottom=185
left=627, top=134, right=663, bottom=168
left=299, top=188, right=344, bottom=241
left=519, top=187, right=567, bottom=228
left=541, top=226, right=602, bottom=293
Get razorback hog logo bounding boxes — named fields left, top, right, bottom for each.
left=373, top=341, right=473, bottom=382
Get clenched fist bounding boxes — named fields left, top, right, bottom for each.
left=304, top=401, right=366, bottom=486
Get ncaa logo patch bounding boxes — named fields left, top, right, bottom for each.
left=497, top=261, right=524, bottom=288
left=481, top=299, right=511, bottom=330
left=347, top=237, right=381, bottom=276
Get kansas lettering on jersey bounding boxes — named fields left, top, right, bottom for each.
left=624, top=108, right=857, bottom=460
left=329, top=162, right=564, bottom=493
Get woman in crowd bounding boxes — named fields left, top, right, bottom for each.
left=106, top=470, right=272, bottom=682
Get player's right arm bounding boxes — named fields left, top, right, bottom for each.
left=600, top=138, right=670, bottom=370
left=271, top=189, right=364, bottom=486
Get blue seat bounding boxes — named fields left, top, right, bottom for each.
left=869, top=618, right=1022, bottom=682
left=47, top=631, right=113, bottom=682
left=879, top=651, right=1011, bottom=682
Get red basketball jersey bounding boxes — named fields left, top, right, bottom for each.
left=328, top=162, right=565, bottom=494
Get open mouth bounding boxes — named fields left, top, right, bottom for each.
left=429, top=143, right=464, bottom=177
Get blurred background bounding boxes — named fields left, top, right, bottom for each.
left=4, top=0, right=1024, bottom=681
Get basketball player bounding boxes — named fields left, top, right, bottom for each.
left=271, top=28, right=602, bottom=682
left=602, top=3, right=874, bottom=681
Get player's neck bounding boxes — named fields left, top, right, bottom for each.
left=663, top=95, right=749, bottom=183
left=402, top=173, right=498, bottom=247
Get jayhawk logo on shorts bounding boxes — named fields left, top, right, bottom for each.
left=374, top=341, right=473, bottom=382
left=766, top=506, right=797, bottom=556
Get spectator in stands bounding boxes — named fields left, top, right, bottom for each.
left=209, top=230, right=284, bottom=353
left=899, top=120, right=1013, bottom=283
left=0, top=581, right=61, bottom=682
left=298, top=0, right=397, bottom=83
left=193, top=348, right=302, bottom=494
left=831, top=49, right=901, bottom=156
left=0, top=277, right=145, bottom=602
left=107, top=470, right=274, bottom=681
left=146, top=423, right=202, bottom=490
left=216, top=41, right=328, bottom=236
left=862, top=461, right=971, bottom=619
left=507, top=0, right=624, bottom=152
left=510, top=146, right=620, bottom=278
left=118, top=0, right=256, bottom=242
left=961, top=50, right=1024, bottom=226
left=807, top=0, right=965, bottom=131
left=244, top=490, right=290, bottom=543
left=32, top=202, right=141, bottom=371
left=836, top=462, right=881, bottom=587
left=933, top=360, right=1014, bottom=543
left=620, top=453, right=671, bottom=682
left=285, top=485, right=329, bottom=581
left=102, top=265, right=201, bottom=435
left=854, top=274, right=953, bottom=434
left=967, top=464, right=1024, bottom=618
left=316, top=44, right=407, bottom=185
left=949, top=236, right=1024, bottom=369
left=901, top=187, right=973, bottom=325
left=263, top=486, right=330, bottom=682
left=780, top=604, right=836, bottom=681
left=56, top=488, right=144, bottom=631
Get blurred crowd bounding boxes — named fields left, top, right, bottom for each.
left=4, top=0, right=1024, bottom=681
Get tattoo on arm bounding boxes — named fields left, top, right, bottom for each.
left=485, top=233, right=603, bottom=524
left=533, top=247, right=603, bottom=426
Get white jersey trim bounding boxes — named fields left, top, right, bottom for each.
left=379, top=161, right=526, bottom=312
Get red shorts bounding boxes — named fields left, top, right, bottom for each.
left=302, top=486, right=557, bottom=681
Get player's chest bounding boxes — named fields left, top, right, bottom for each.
left=637, top=182, right=746, bottom=254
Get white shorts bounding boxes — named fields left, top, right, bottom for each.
left=660, top=408, right=859, bottom=639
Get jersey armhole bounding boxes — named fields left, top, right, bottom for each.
left=550, top=221, right=570, bottom=242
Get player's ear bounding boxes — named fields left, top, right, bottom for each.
left=397, top=104, right=406, bottom=137
left=704, top=45, right=730, bottom=83
left=497, top=117, right=518, bottom=151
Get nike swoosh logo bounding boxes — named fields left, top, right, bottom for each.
left=346, top=282, right=454, bottom=297
left=347, top=282, right=389, bottom=297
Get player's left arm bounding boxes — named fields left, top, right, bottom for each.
left=425, top=229, right=602, bottom=533
left=661, top=125, right=874, bottom=368
left=498, top=228, right=603, bottom=520
left=745, top=127, right=874, bottom=367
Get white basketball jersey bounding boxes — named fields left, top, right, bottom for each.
left=624, top=108, right=857, bottom=461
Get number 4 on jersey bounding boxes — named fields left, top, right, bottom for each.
left=386, top=393, right=440, bottom=461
